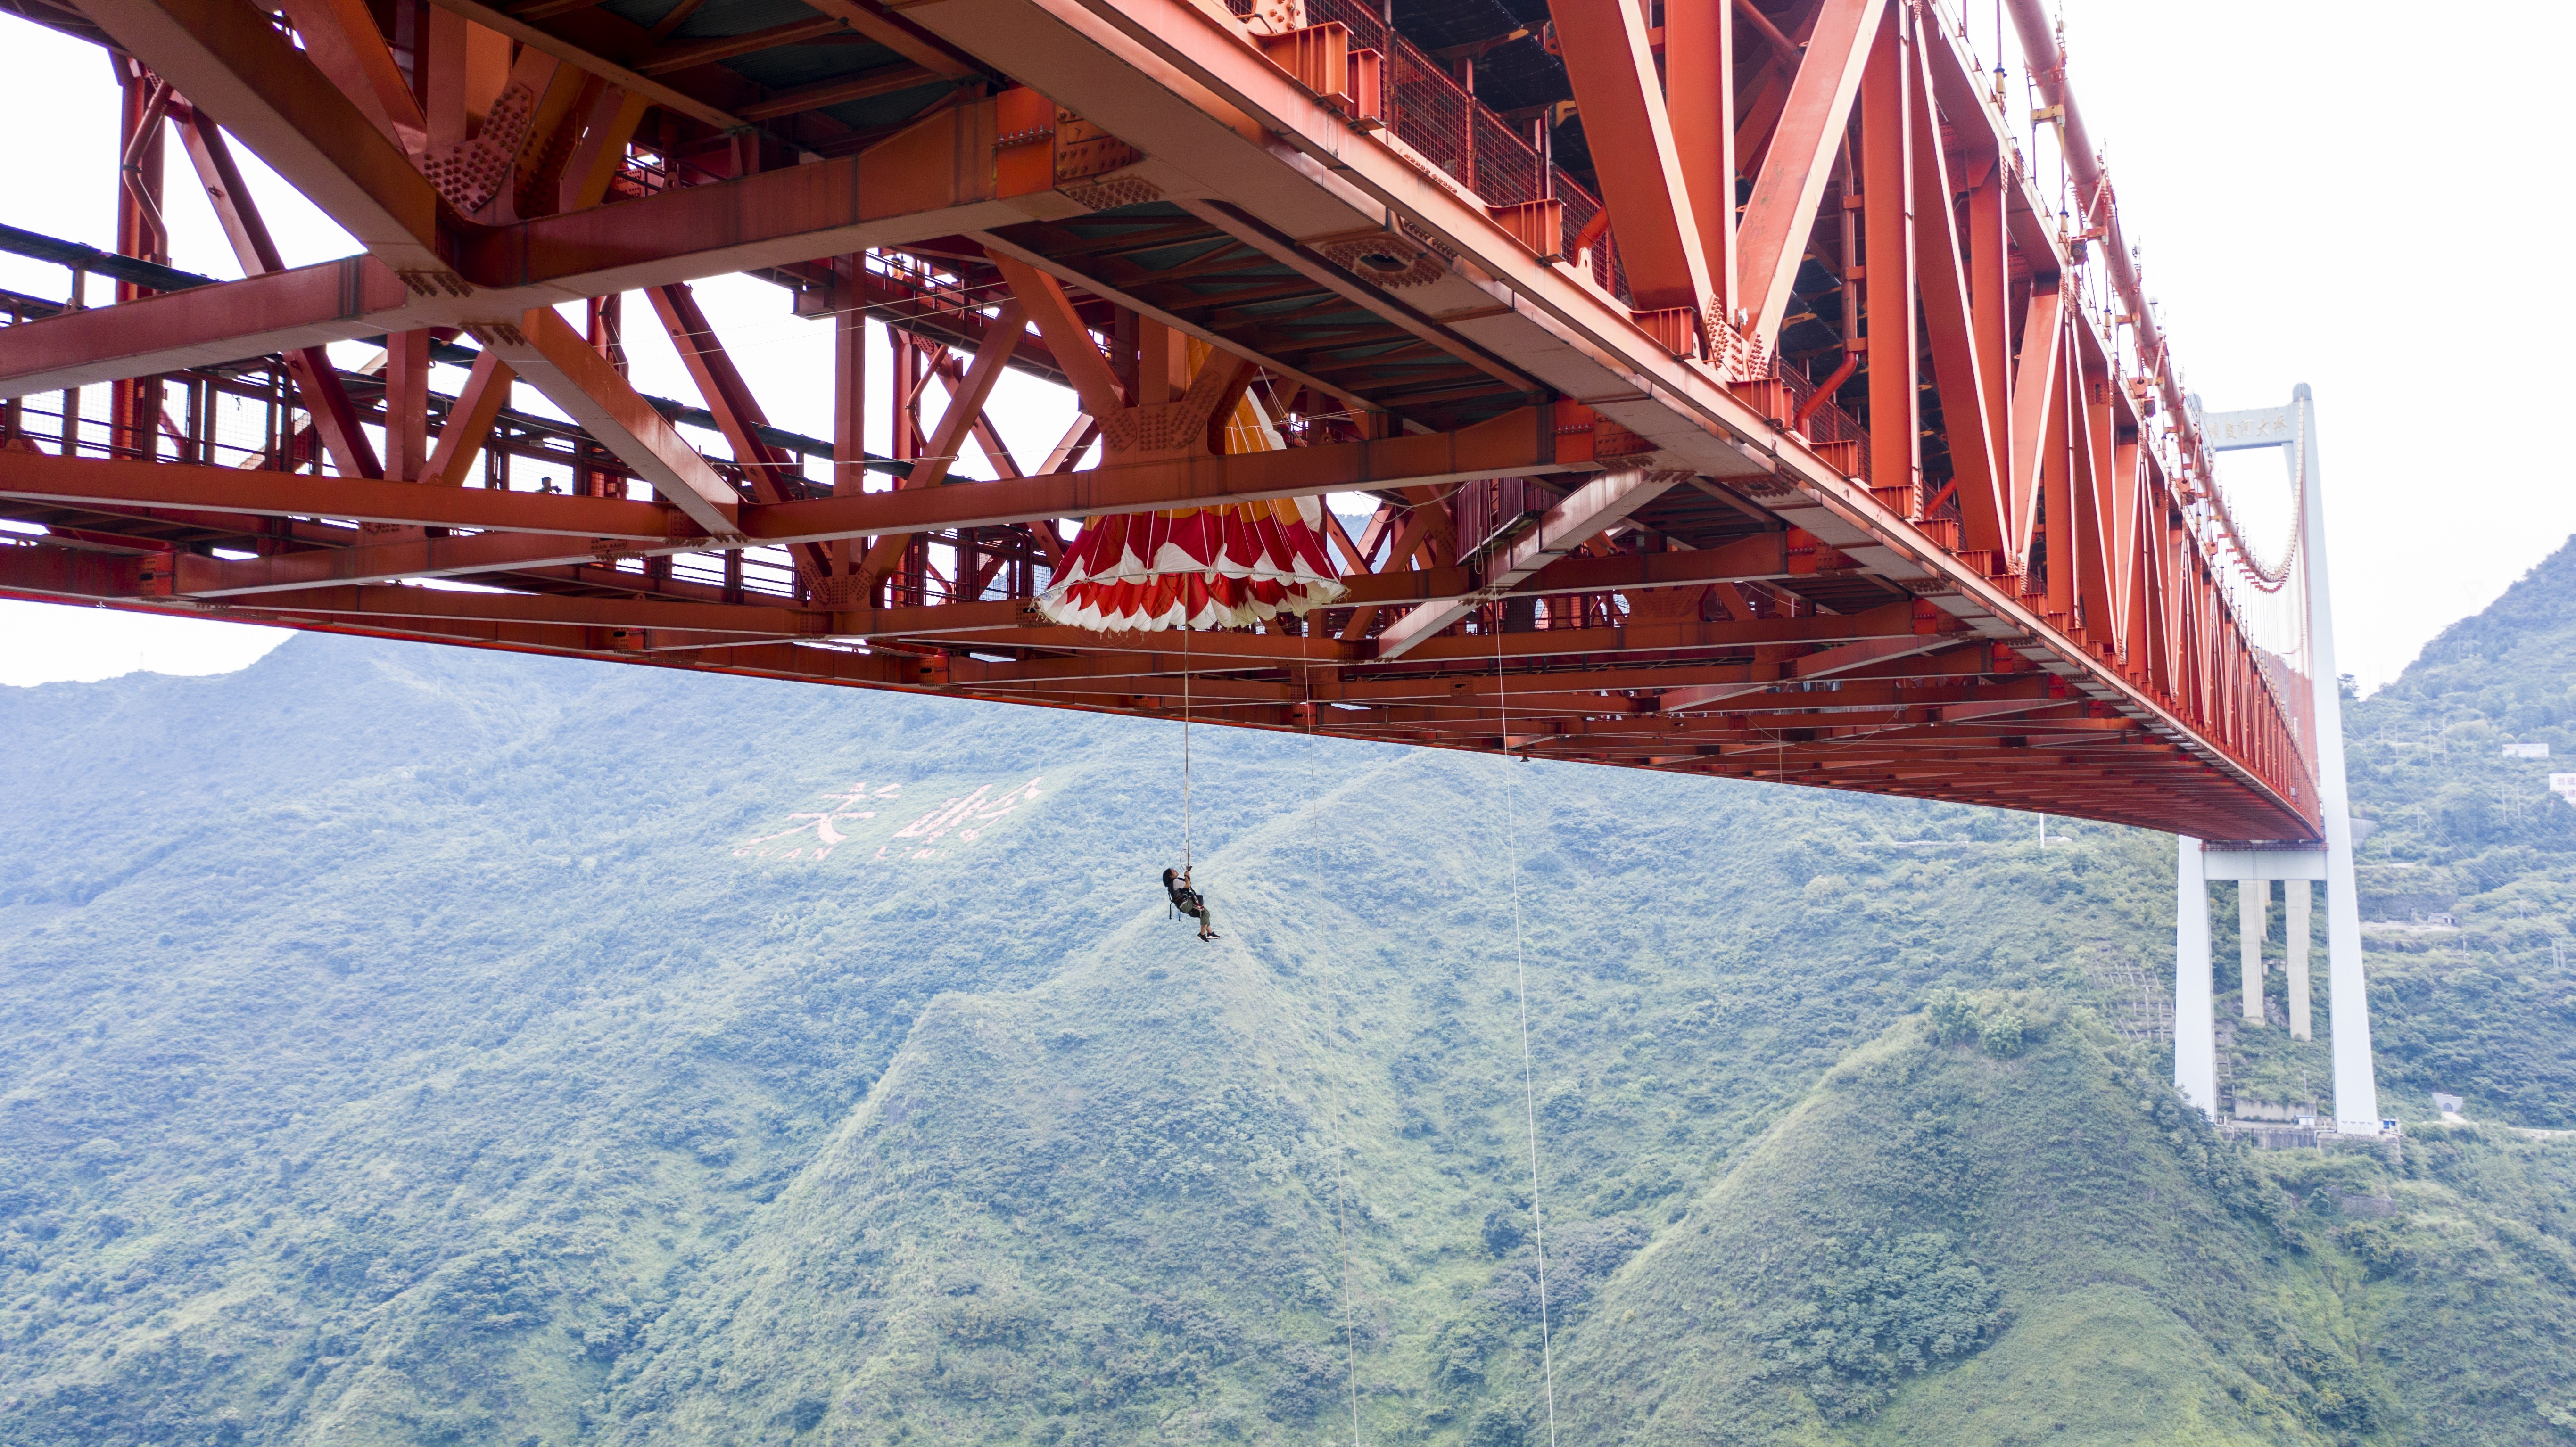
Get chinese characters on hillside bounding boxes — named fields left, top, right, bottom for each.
left=731, top=776, right=1048, bottom=863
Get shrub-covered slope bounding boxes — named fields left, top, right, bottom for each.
left=0, top=634, right=2185, bottom=1443
left=2330, top=536, right=2576, bottom=1125
left=1568, top=998, right=2348, bottom=1446
left=1, top=572, right=2574, bottom=1447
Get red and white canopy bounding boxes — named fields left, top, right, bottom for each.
left=1038, top=375, right=1345, bottom=631
left=1035, top=497, right=1346, bottom=631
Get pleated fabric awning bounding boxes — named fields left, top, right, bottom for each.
left=1036, top=354, right=1346, bottom=632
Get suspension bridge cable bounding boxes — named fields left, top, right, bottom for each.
left=1490, top=604, right=1560, bottom=1447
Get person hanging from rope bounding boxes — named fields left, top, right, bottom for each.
left=1161, top=866, right=1220, bottom=942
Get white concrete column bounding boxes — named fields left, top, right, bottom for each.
left=2293, top=386, right=2380, bottom=1133
left=2322, top=829, right=2375, bottom=1129
left=2239, top=879, right=2268, bottom=1024
left=2285, top=880, right=2312, bottom=1040
left=2176, top=836, right=2216, bottom=1117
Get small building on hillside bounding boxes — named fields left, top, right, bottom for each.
left=2551, top=773, right=2576, bottom=806
left=2504, top=741, right=2551, bottom=758
left=2235, top=1098, right=2303, bottom=1123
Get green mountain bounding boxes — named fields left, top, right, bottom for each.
left=2339, top=539, right=2576, bottom=1124
left=3, top=540, right=2575, bottom=1446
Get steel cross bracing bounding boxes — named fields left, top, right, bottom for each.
left=0, top=0, right=2321, bottom=842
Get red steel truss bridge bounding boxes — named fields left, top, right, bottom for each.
left=0, top=0, right=2324, bottom=843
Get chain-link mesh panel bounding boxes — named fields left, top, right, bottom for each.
left=1305, top=0, right=1390, bottom=74
left=1471, top=108, right=1541, bottom=207
left=1387, top=41, right=1470, bottom=181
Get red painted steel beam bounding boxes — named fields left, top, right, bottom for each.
left=206, top=581, right=820, bottom=634
left=83, top=0, right=454, bottom=284
left=2005, top=288, right=2064, bottom=563
left=0, top=102, right=1053, bottom=398
left=417, top=346, right=516, bottom=487
left=1664, top=0, right=1734, bottom=322
left=1907, top=17, right=2003, bottom=554
left=0, top=257, right=412, bottom=400
left=1734, top=0, right=1884, bottom=351
left=1383, top=599, right=1941, bottom=665
left=987, top=254, right=1123, bottom=419
left=0, top=452, right=677, bottom=537
left=1375, top=466, right=1683, bottom=657
left=0, top=526, right=603, bottom=600
left=1544, top=0, right=1713, bottom=317
left=273, top=0, right=427, bottom=153
left=194, top=534, right=1804, bottom=654
left=164, top=532, right=614, bottom=596
left=1655, top=634, right=1963, bottom=712
left=643, top=281, right=834, bottom=576
left=1329, top=664, right=2030, bottom=710
left=479, top=304, right=743, bottom=536
left=171, top=107, right=388, bottom=481
left=746, top=405, right=1560, bottom=546
left=0, top=409, right=1554, bottom=544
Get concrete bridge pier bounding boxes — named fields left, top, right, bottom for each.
left=2241, top=880, right=2271, bottom=1024
left=2285, top=881, right=2312, bottom=1040
left=2178, top=849, right=2367, bottom=1126
left=2174, top=838, right=2218, bottom=1116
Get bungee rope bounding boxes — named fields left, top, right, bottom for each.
left=1302, top=648, right=1367, bottom=1445
left=1491, top=603, right=1560, bottom=1447
left=1181, top=618, right=1193, bottom=875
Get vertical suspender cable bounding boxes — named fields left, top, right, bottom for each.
left=1492, top=602, right=1559, bottom=1447
left=1304, top=648, right=1366, bottom=1446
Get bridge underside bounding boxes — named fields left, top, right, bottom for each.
left=0, top=0, right=2318, bottom=841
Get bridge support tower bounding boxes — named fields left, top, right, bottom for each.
left=2175, top=387, right=2381, bottom=1135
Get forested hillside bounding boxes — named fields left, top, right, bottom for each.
left=3, top=542, right=2575, bottom=1447
left=2337, top=538, right=2576, bottom=1123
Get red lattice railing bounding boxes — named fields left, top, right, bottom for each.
left=1471, top=108, right=1543, bottom=206
left=1548, top=175, right=1628, bottom=300
left=1385, top=38, right=1471, bottom=178
left=1268, top=0, right=1632, bottom=305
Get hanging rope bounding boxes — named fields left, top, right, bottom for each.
left=1181, top=620, right=1194, bottom=872
left=1303, top=650, right=1367, bottom=1446
left=1490, top=602, right=1560, bottom=1447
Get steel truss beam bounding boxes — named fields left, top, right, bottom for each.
left=0, top=0, right=2324, bottom=843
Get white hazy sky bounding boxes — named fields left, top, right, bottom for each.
left=2, top=1, right=2567, bottom=691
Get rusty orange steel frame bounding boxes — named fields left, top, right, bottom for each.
left=0, top=0, right=2319, bottom=842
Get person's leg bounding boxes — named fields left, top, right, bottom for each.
left=1197, top=900, right=1217, bottom=937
